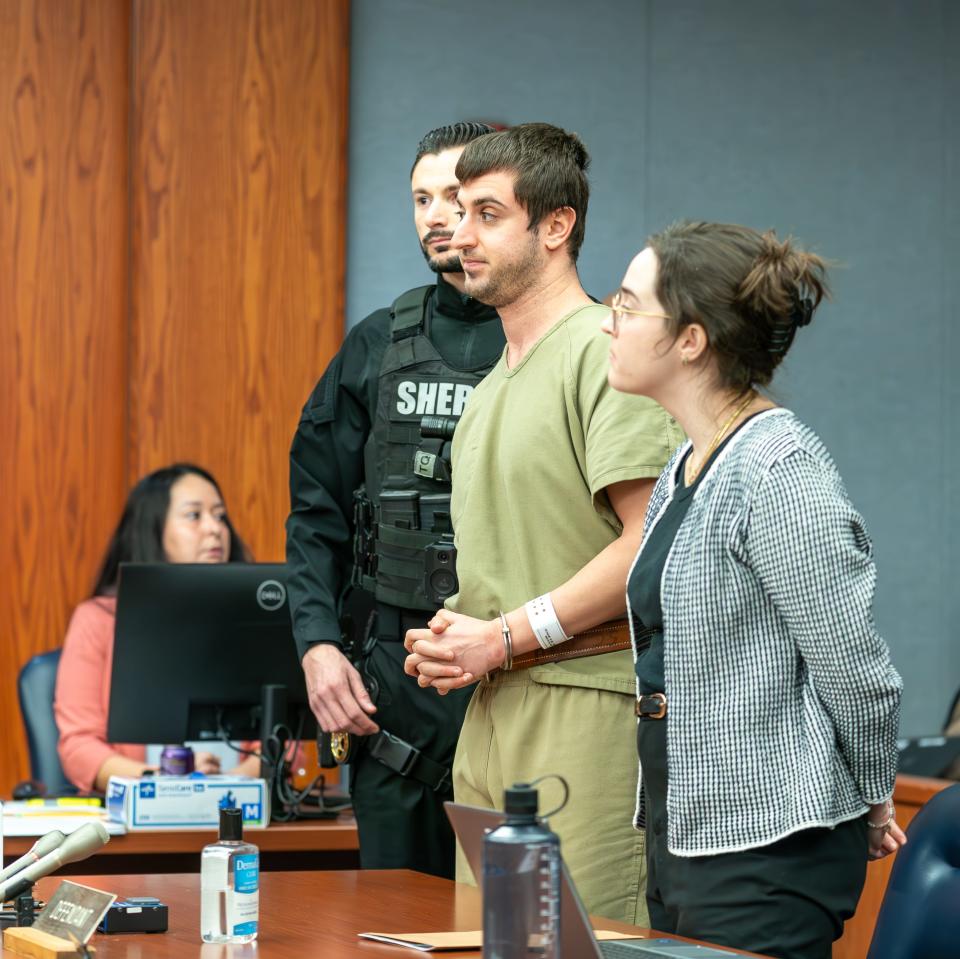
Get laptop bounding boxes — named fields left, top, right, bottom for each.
left=445, top=801, right=739, bottom=959
left=897, top=736, right=960, bottom=778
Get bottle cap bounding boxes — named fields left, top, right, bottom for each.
left=219, top=807, right=243, bottom=841
left=503, top=782, right=539, bottom=817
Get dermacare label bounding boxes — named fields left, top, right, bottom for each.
left=233, top=854, right=259, bottom=894
left=229, top=854, right=259, bottom=936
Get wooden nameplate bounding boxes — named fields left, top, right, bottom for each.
left=3, top=926, right=95, bottom=957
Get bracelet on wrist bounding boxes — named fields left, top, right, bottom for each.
left=867, top=800, right=895, bottom=830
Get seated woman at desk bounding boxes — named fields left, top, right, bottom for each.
left=603, top=222, right=905, bottom=959
left=55, top=463, right=260, bottom=792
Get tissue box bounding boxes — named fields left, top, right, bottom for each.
left=106, top=776, right=269, bottom=830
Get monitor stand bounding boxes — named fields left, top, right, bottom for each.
left=259, top=684, right=289, bottom=822
left=257, top=683, right=347, bottom=821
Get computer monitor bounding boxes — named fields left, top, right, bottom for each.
left=107, top=563, right=312, bottom=746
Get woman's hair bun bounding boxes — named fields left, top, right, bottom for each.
left=739, top=232, right=827, bottom=318
left=648, top=221, right=831, bottom=391
left=737, top=231, right=828, bottom=359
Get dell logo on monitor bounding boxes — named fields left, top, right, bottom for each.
left=256, top=580, right=286, bottom=612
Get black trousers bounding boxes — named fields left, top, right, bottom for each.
left=637, top=719, right=869, bottom=959
left=350, top=638, right=472, bottom=879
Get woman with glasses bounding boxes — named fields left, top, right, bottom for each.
left=602, top=221, right=904, bottom=959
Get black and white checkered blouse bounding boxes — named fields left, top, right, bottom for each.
left=628, top=408, right=903, bottom=856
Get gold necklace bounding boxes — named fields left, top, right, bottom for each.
left=685, top=392, right=755, bottom=486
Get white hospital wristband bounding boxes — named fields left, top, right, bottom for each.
left=525, top=593, right=571, bottom=649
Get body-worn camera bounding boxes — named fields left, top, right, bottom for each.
left=424, top=535, right=458, bottom=605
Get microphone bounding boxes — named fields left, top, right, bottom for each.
left=0, top=822, right=110, bottom=902
left=0, top=829, right=67, bottom=884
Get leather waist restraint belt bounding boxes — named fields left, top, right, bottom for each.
left=510, top=619, right=631, bottom=670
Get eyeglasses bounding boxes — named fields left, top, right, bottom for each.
left=609, top=292, right=671, bottom=335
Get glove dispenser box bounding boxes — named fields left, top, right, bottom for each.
left=106, top=776, right=269, bottom=830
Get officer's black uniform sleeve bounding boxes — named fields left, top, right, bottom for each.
left=286, top=313, right=390, bottom=662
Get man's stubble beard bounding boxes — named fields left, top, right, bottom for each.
left=463, top=232, right=544, bottom=309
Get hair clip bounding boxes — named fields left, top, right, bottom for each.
left=792, top=296, right=813, bottom=328
left=767, top=323, right=795, bottom=356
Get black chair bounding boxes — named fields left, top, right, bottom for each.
left=866, top=783, right=960, bottom=959
left=17, top=649, right=76, bottom=796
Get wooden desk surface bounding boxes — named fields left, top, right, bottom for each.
left=3, top=817, right=360, bottom=875
left=4, top=870, right=768, bottom=958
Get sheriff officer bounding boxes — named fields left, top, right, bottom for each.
left=286, top=122, right=504, bottom=878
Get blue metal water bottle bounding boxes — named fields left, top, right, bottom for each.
left=482, top=781, right=561, bottom=959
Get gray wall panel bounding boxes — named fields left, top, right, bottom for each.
left=346, top=0, right=650, bottom=320
left=346, top=0, right=959, bottom=736
left=941, top=0, right=960, bottom=730
left=644, top=1, right=951, bottom=736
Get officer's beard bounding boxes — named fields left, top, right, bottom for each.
left=420, top=232, right=464, bottom=275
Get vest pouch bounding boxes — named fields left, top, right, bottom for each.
left=373, top=523, right=442, bottom=610
left=419, top=493, right=452, bottom=534
left=378, top=490, right=419, bottom=530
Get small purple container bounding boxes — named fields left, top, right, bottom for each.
left=160, top=744, right=195, bottom=776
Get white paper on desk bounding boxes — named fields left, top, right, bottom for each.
left=358, top=931, right=482, bottom=951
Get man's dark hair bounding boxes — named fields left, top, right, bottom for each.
left=91, top=462, right=249, bottom=596
left=410, top=121, right=497, bottom=176
left=455, top=123, right=591, bottom=262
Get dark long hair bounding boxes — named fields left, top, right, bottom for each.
left=92, top=463, right=248, bottom=596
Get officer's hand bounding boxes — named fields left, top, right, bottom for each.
left=302, top=644, right=379, bottom=735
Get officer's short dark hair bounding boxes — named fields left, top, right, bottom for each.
left=410, top=121, right=497, bottom=177
left=455, top=123, right=590, bottom=262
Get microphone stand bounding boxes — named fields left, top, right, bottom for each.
left=0, top=884, right=40, bottom=930
left=14, top=886, right=38, bottom=927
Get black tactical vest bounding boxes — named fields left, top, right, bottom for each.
left=353, top=286, right=498, bottom=611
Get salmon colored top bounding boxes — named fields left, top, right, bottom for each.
left=54, top=596, right=146, bottom=792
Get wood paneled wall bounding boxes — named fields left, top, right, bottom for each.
left=0, top=0, right=131, bottom=797
left=128, top=0, right=349, bottom=558
left=0, top=0, right=349, bottom=795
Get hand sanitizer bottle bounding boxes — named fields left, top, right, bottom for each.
left=201, top=807, right=259, bottom=943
